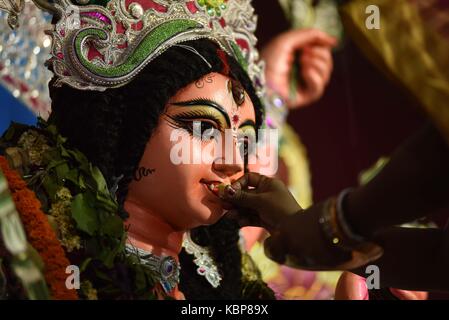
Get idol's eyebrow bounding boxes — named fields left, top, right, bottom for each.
left=239, top=120, right=256, bottom=131
left=171, top=98, right=231, bottom=127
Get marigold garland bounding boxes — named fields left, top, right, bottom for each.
left=0, top=156, right=78, bottom=300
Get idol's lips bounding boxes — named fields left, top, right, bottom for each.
left=200, top=179, right=223, bottom=197
left=200, top=179, right=234, bottom=210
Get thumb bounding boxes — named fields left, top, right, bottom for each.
left=335, top=272, right=369, bottom=300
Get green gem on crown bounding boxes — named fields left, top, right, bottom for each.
left=196, top=0, right=227, bottom=17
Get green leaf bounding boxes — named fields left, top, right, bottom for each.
left=42, top=175, right=59, bottom=200
left=78, top=175, right=86, bottom=189
left=134, top=265, right=147, bottom=292
left=67, top=149, right=89, bottom=167
left=79, top=258, right=92, bottom=272
left=96, top=193, right=118, bottom=213
left=94, top=269, right=112, bottom=283
left=42, top=149, right=61, bottom=165
left=47, top=159, right=66, bottom=171
left=98, top=247, right=115, bottom=268
left=55, top=162, right=69, bottom=182
left=60, top=145, right=70, bottom=158
left=45, top=124, right=58, bottom=137
left=65, top=149, right=90, bottom=174
left=65, top=169, right=81, bottom=188
left=90, top=165, right=108, bottom=193
left=71, top=193, right=99, bottom=236
left=100, top=214, right=123, bottom=237
left=56, top=134, right=67, bottom=145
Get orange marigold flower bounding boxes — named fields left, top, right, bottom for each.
left=0, top=156, right=78, bottom=300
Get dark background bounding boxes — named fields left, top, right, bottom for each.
left=253, top=1, right=426, bottom=203
left=254, top=2, right=449, bottom=299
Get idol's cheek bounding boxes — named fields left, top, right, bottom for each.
left=198, top=204, right=225, bottom=225
left=184, top=183, right=225, bottom=226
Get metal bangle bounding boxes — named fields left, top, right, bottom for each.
left=318, top=197, right=384, bottom=270
left=336, top=188, right=366, bottom=244
left=318, top=198, right=344, bottom=247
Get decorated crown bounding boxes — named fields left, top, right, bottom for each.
left=0, top=0, right=265, bottom=95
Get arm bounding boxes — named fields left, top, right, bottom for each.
left=345, top=122, right=449, bottom=237
left=221, top=122, right=449, bottom=277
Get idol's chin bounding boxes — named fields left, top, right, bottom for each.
left=197, top=203, right=226, bottom=226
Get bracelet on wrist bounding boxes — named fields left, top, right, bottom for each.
left=318, top=190, right=384, bottom=270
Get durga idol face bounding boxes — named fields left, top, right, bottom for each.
left=125, top=72, right=256, bottom=230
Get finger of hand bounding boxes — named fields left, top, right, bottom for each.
left=224, top=187, right=261, bottom=207
left=302, top=67, right=324, bottom=95
left=291, top=68, right=324, bottom=106
left=231, top=172, right=266, bottom=190
left=283, top=28, right=337, bottom=51
left=303, top=46, right=333, bottom=71
left=389, top=288, right=428, bottom=300
left=301, top=55, right=331, bottom=83
left=335, top=272, right=369, bottom=300
left=287, top=91, right=308, bottom=109
left=219, top=182, right=261, bottom=205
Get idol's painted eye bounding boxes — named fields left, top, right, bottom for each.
left=169, top=99, right=230, bottom=127
left=191, top=121, right=221, bottom=142
left=166, top=110, right=223, bottom=142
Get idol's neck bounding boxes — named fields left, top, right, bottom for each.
left=124, top=199, right=184, bottom=260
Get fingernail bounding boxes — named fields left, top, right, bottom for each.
left=355, top=277, right=369, bottom=300
left=226, top=185, right=236, bottom=196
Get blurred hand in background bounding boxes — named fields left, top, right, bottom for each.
left=262, top=28, right=337, bottom=109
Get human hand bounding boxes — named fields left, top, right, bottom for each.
left=335, top=272, right=429, bottom=300
left=262, top=28, right=337, bottom=109
left=219, top=172, right=301, bottom=233
left=220, top=173, right=351, bottom=270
